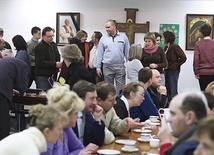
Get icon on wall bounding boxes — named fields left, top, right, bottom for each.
left=56, top=12, right=80, bottom=45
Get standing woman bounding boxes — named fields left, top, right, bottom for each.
left=193, top=24, right=214, bottom=91
left=126, top=44, right=143, bottom=82
left=0, top=104, right=67, bottom=155
left=163, top=31, right=187, bottom=101
left=12, top=35, right=31, bottom=66
left=141, top=32, right=167, bottom=85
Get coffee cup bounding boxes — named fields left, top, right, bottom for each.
left=124, top=141, right=136, bottom=150
left=149, top=116, right=158, bottom=122
left=140, top=133, right=152, bottom=141
left=149, top=138, right=160, bottom=148
left=158, top=108, right=170, bottom=118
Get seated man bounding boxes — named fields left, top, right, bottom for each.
left=114, top=82, right=145, bottom=119
left=158, top=91, right=208, bottom=155
left=130, top=68, right=159, bottom=122
left=72, top=80, right=105, bottom=147
left=148, top=69, right=169, bottom=109
left=194, top=117, right=214, bottom=155
left=96, top=81, right=144, bottom=144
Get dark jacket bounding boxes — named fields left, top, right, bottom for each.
left=0, top=57, right=29, bottom=102
left=164, top=43, right=186, bottom=72
left=114, top=98, right=129, bottom=119
left=66, top=62, right=93, bottom=89
left=147, top=85, right=169, bottom=109
left=72, top=112, right=105, bottom=147
left=35, top=40, right=60, bottom=77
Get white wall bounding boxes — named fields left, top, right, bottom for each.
left=1, top=0, right=213, bottom=92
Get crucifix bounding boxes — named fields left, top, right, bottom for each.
left=116, top=8, right=150, bottom=45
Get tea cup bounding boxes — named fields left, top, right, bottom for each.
left=149, top=138, right=160, bottom=148
left=149, top=116, right=158, bottom=122
left=140, top=133, right=152, bottom=141
left=124, top=141, right=136, bottom=150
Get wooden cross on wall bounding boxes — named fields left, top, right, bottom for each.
left=116, top=8, right=150, bottom=45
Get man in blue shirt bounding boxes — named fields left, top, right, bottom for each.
left=97, top=19, right=130, bottom=94
left=130, top=68, right=159, bottom=122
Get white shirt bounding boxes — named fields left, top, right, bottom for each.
left=126, top=59, right=143, bottom=82
left=120, top=95, right=130, bottom=116
left=88, top=45, right=98, bottom=68
left=77, top=111, right=85, bottom=143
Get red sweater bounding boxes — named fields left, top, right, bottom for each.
left=193, top=39, right=214, bottom=75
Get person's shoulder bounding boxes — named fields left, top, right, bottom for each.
left=173, top=141, right=198, bottom=155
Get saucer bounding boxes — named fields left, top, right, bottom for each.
left=138, top=137, right=150, bottom=142
left=97, top=149, right=120, bottom=155
left=115, top=139, right=136, bottom=145
left=121, top=147, right=139, bottom=152
left=150, top=122, right=160, bottom=126
left=133, top=129, right=152, bottom=133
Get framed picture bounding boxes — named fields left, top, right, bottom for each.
left=56, top=12, right=80, bottom=45
left=186, top=14, right=214, bottom=50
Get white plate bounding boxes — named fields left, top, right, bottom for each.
left=121, top=147, right=139, bottom=152
left=115, top=139, right=136, bottom=145
left=133, top=129, right=152, bottom=133
left=97, top=149, right=120, bottom=155
left=138, top=137, right=150, bottom=142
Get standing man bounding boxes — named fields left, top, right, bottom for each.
left=0, top=57, right=29, bottom=140
left=97, top=19, right=130, bottom=94
left=27, top=26, right=41, bottom=88
left=88, top=31, right=103, bottom=83
left=34, top=26, right=61, bottom=91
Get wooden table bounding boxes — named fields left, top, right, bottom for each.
left=12, top=93, right=47, bottom=105
left=97, top=127, right=159, bottom=155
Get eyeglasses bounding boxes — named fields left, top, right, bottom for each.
left=136, top=93, right=144, bottom=98
left=45, top=35, right=55, bottom=38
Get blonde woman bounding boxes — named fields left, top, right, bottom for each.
left=0, top=104, right=67, bottom=155
left=126, top=44, right=143, bottom=82
left=42, top=85, right=98, bottom=155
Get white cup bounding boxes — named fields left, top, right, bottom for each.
left=149, top=116, right=158, bottom=122
left=158, top=108, right=170, bottom=118
left=140, top=134, right=152, bottom=141
left=149, top=138, right=160, bottom=148
left=124, top=141, right=136, bottom=150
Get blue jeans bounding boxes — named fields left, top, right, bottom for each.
left=165, top=69, right=179, bottom=102
left=35, top=76, right=52, bottom=92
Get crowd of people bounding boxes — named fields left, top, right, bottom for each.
left=0, top=19, right=214, bottom=155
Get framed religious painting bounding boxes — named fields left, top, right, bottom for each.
left=186, top=14, right=214, bottom=50
left=56, top=12, right=80, bottom=45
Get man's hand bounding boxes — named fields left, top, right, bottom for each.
left=97, top=69, right=102, bottom=77
left=92, top=105, right=103, bottom=121
left=56, top=61, right=62, bottom=69
left=124, top=117, right=144, bottom=129
left=157, top=85, right=167, bottom=95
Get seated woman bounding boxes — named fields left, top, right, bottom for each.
left=42, top=85, right=98, bottom=155
left=0, top=104, right=67, bottom=155
left=60, top=44, right=93, bottom=89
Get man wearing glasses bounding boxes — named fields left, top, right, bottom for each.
left=34, top=26, right=61, bottom=91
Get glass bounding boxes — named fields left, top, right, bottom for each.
left=136, top=93, right=144, bottom=98
left=45, top=35, right=55, bottom=38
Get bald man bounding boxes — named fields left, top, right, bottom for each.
left=158, top=91, right=208, bottom=155
left=148, top=69, right=169, bottom=109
